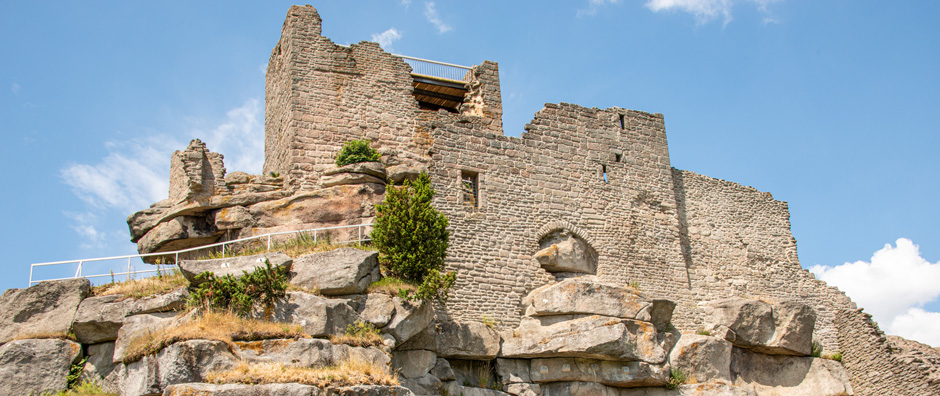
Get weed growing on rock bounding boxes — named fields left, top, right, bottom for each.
left=335, top=139, right=381, bottom=167
left=811, top=341, right=823, bottom=358
left=367, top=277, right=418, bottom=296
left=666, top=368, right=687, bottom=390
left=93, top=269, right=187, bottom=299
left=49, top=379, right=117, bottom=396
left=330, top=320, right=383, bottom=347
left=696, top=329, right=711, bottom=336
left=823, top=351, right=843, bottom=362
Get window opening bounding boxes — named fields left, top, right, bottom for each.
left=602, top=165, right=608, bottom=183
left=461, top=171, right=479, bottom=207
left=615, top=153, right=622, bottom=162
left=619, top=114, right=625, bottom=129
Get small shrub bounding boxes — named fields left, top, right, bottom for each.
left=335, top=139, right=381, bottom=167
left=66, top=356, right=88, bottom=389
left=187, top=259, right=288, bottom=316
left=371, top=173, right=454, bottom=303
left=481, top=315, right=496, bottom=329
left=696, top=329, right=711, bottom=336
left=666, top=368, right=687, bottom=390
left=49, top=379, right=117, bottom=396
left=811, top=341, right=823, bottom=358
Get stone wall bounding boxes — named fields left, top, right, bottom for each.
left=427, top=104, right=691, bottom=328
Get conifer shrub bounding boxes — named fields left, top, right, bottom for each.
left=335, top=139, right=381, bottom=167
left=370, top=172, right=455, bottom=302
left=187, top=259, right=288, bottom=316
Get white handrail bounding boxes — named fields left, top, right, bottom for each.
left=28, top=223, right=373, bottom=286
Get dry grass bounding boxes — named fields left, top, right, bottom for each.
left=12, top=330, right=76, bottom=342
left=48, top=380, right=117, bottom=396
left=201, top=233, right=376, bottom=260
left=122, top=311, right=306, bottom=364
left=206, top=360, right=398, bottom=387
left=366, top=277, right=417, bottom=296
left=93, top=270, right=187, bottom=300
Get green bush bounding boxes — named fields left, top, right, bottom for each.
left=371, top=173, right=454, bottom=302
left=666, top=368, right=687, bottom=390
left=335, top=139, right=381, bottom=167
left=187, top=259, right=288, bottom=316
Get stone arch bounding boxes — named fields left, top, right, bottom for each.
left=533, top=221, right=598, bottom=275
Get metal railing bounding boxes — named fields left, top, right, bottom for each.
left=28, top=223, right=373, bottom=286
left=393, top=54, right=473, bottom=83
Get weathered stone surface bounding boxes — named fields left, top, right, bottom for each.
left=123, top=339, right=237, bottom=396
left=704, top=299, right=816, bottom=356
left=523, top=279, right=665, bottom=320
left=0, top=278, right=90, bottom=344
left=400, top=373, right=442, bottom=395
left=387, top=164, right=425, bottom=183
left=668, top=334, right=732, bottom=383
left=496, top=358, right=531, bottom=384
left=503, top=382, right=541, bottom=396
left=359, top=293, right=396, bottom=327
left=138, top=215, right=221, bottom=253
left=529, top=357, right=669, bottom=388
left=234, top=338, right=390, bottom=371
left=127, top=287, right=189, bottom=315
left=392, top=349, right=437, bottom=379
left=443, top=382, right=512, bottom=396
left=398, top=320, right=501, bottom=359
left=501, top=316, right=666, bottom=363
left=637, top=299, right=677, bottom=330
left=322, top=173, right=387, bottom=188
left=72, top=294, right=130, bottom=343
left=383, top=297, right=432, bottom=344
left=267, top=292, right=360, bottom=337
left=766, top=301, right=816, bottom=356
left=81, top=342, right=123, bottom=394
left=213, top=205, right=254, bottom=230
left=324, top=162, right=388, bottom=179
left=431, top=358, right=456, bottom=381
left=730, top=347, right=853, bottom=396
left=290, top=248, right=380, bottom=295
left=179, top=252, right=292, bottom=285
left=165, top=383, right=417, bottom=396
left=533, top=232, right=597, bottom=274
left=114, top=311, right=184, bottom=363
left=0, top=338, right=82, bottom=396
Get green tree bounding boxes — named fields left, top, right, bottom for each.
left=371, top=173, right=455, bottom=301
left=335, top=139, right=381, bottom=167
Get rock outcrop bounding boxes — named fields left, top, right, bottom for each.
left=0, top=338, right=82, bottom=395
left=0, top=278, right=90, bottom=344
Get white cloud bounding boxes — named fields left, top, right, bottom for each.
left=372, top=28, right=402, bottom=52
left=198, top=98, right=264, bottom=174
left=424, top=2, right=453, bottom=34
left=11, top=82, right=21, bottom=95
left=578, top=0, right=622, bottom=17
left=645, top=0, right=781, bottom=25
left=401, top=0, right=412, bottom=7
left=888, top=308, right=940, bottom=347
left=811, top=238, right=940, bottom=346
left=259, top=62, right=268, bottom=75
left=60, top=98, right=264, bottom=250
left=61, top=136, right=178, bottom=213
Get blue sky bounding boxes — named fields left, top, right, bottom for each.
left=2, top=1, right=938, bottom=345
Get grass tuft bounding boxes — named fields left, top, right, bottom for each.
left=92, top=270, right=187, bottom=300
left=696, top=329, right=711, bottom=336
left=811, top=341, right=823, bottom=358
left=666, top=368, right=687, bottom=390
left=48, top=379, right=117, bottom=396
left=201, top=233, right=376, bottom=260
left=206, top=360, right=398, bottom=387
left=329, top=320, right=383, bottom=348
left=366, top=277, right=417, bottom=296
left=122, top=310, right=305, bottom=364
left=822, top=351, right=843, bottom=362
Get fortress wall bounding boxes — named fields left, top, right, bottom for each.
left=264, top=5, right=427, bottom=191
left=836, top=308, right=940, bottom=395
left=672, top=169, right=857, bottom=350
left=429, top=103, right=692, bottom=327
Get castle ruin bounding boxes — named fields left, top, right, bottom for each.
left=121, top=5, right=940, bottom=394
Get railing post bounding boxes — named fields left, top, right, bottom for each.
left=358, top=225, right=362, bottom=246
left=314, top=229, right=317, bottom=243
left=222, top=243, right=226, bottom=258
left=126, top=257, right=131, bottom=281
left=28, top=265, right=33, bottom=287
left=267, top=235, right=271, bottom=251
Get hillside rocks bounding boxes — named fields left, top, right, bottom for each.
left=234, top=338, right=390, bottom=370
left=123, top=340, right=237, bottom=396
left=290, top=248, right=380, bottom=295
left=731, top=347, right=853, bottom=395
left=0, top=338, right=82, bottom=395
left=179, top=252, right=292, bottom=284
left=702, top=299, right=816, bottom=356
left=0, top=278, right=90, bottom=343
left=502, top=316, right=667, bottom=363
left=73, top=294, right=131, bottom=343
left=164, top=383, right=417, bottom=396
left=668, top=334, right=733, bottom=383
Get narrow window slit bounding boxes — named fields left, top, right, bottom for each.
left=461, top=171, right=479, bottom=207
left=602, top=165, right=608, bottom=183
left=619, top=114, right=625, bottom=129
